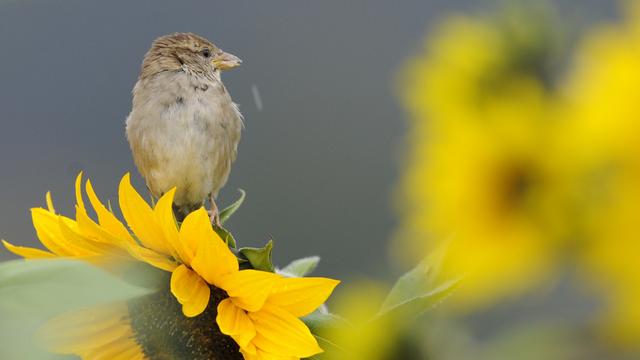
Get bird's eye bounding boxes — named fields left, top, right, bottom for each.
left=202, top=48, right=211, bottom=58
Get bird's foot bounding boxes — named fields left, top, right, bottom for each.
left=209, top=198, right=222, bottom=227
left=209, top=210, right=222, bottom=228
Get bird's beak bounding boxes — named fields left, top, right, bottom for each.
left=212, top=51, right=242, bottom=70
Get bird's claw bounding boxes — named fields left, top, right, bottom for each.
left=209, top=209, right=222, bottom=228
left=209, top=197, right=222, bottom=227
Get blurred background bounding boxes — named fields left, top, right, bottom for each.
left=0, top=0, right=615, bottom=279
left=3, top=0, right=640, bottom=359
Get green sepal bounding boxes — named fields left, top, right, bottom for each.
left=280, top=256, right=320, bottom=277
left=213, top=225, right=237, bottom=249
left=238, top=240, right=274, bottom=272
left=219, top=189, right=246, bottom=225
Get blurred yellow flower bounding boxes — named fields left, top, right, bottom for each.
left=38, top=303, right=147, bottom=360
left=564, top=2, right=640, bottom=346
left=401, top=10, right=558, bottom=133
left=322, top=282, right=401, bottom=360
left=395, top=12, right=574, bottom=310
left=2, top=173, right=339, bottom=360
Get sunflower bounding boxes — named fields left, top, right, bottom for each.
left=37, top=303, right=147, bottom=360
left=395, top=11, right=574, bottom=311
left=321, top=282, right=401, bottom=360
left=3, top=173, right=339, bottom=360
left=563, top=1, right=640, bottom=345
left=400, top=9, right=559, bottom=135
left=396, top=91, right=573, bottom=310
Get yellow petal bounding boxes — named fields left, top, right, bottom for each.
left=45, top=191, right=56, bottom=213
left=32, top=208, right=84, bottom=256
left=74, top=204, right=129, bottom=256
left=74, top=205, right=100, bottom=241
left=38, top=302, right=146, bottom=360
left=126, top=244, right=177, bottom=272
left=71, top=203, right=170, bottom=272
left=86, top=179, right=136, bottom=245
left=170, top=264, right=199, bottom=302
left=153, top=188, right=186, bottom=263
left=1, top=239, right=56, bottom=259
left=268, top=277, right=340, bottom=317
left=57, top=216, right=117, bottom=257
left=82, top=337, right=144, bottom=360
left=178, top=207, right=215, bottom=258
left=249, top=303, right=323, bottom=358
left=74, top=206, right=141, bottom=265
left=38, top=303, right=131, bottom=353
left=220, top=270, right=280, bottom=312
left=75, top=205, right=115, bottom=245
left=118, top=174, right=172, bottom=255
left=216, top=298, right=256, bottom=348
left=170, top=264, right=211, bottom=317
left=241, top=347, right=297, bottom=360
left=75, top=172, right=87, bottom=213
left=186, top=208, right=238, bottom=285
left=240, top=344, right=258, bottom=359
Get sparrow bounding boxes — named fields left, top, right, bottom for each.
left=126, top=33, right=243, bottom=224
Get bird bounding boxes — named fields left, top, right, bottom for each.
left=125, top=33, right=243, bottom=224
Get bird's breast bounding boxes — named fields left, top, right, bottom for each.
left=126, top=71, right=243, bottom=207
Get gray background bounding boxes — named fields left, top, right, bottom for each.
left=0, top=0, right=616, bottom=280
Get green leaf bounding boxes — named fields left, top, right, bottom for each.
left=375, top=279, right=458, bottom=322
left=120, top=261, right=170, bottom=290
left=213, top=225, right=237, bottom=249
left=302, top=308, right=350, bottom=334
left=376, top=247, right=459, bottom=322
left=481, top=322, right=583, bottom=360
left=380, top=247, right=447, bottom=312
left=280, top=256, right=320, bottom=277
left=0, top=259, right=151, bottom=302
left=0, top=259, right=152, bottom=360
left=219, top=189, right=246, bottom=225
left=308, top=335, right=344, bottom=360
left=239, top=240, right=274, bottom=272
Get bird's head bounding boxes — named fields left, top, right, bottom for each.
left=140, top=32, right=241, bottom=80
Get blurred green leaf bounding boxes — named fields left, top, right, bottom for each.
left=121, top=261, right=169, bottom=290
left=219, top=189, right=246, bottom=225
left=381, top=247, right=447, bottom=312
left=481, top=322, right=584, bottom=360
left=0, top=259, right=150, bottom=301
left=0, top=259, right=151, bottom=360
left=302, top=307, right=350, bottom=334
left=280, top=256, right=320, bottom=277
left=377, top=248, right=458, bottom=321
left=375, top=279, right=458, bottom=322
left=308, top=335, right=344, bottom=360
left=239, top=240, right=274, bottom=272
left=213, top=225, right=237, bottom=249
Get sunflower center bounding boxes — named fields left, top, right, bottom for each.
left=127, top=281, right=243, bottom=360
left=496, top=162, right=536, bottom=213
